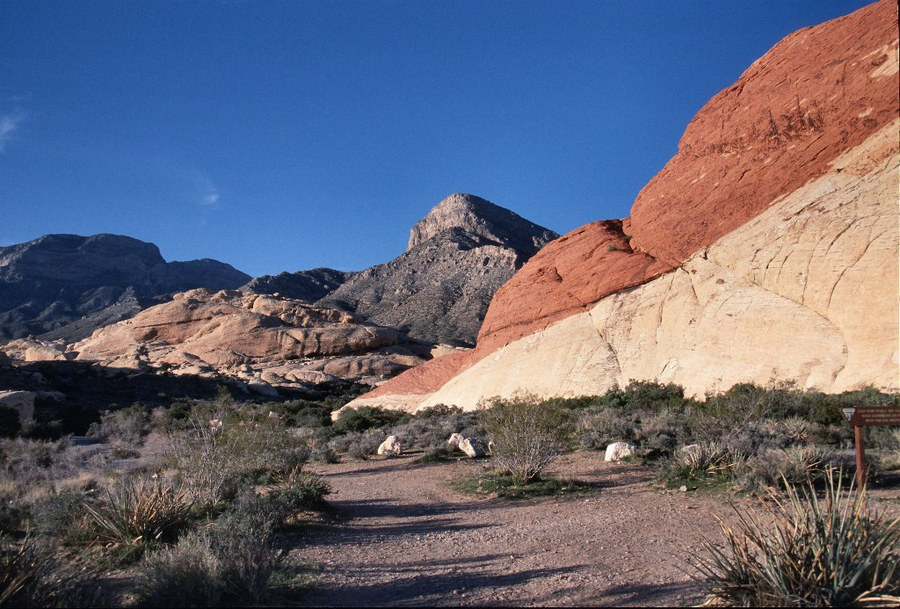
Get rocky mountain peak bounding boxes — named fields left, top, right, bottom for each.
left=407, top=193, right=558, bottom=259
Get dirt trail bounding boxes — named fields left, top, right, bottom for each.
left=291, top=452, right=742, bottom=607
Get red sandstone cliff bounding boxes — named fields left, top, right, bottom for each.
left=345, top=0, right=900, bottom=413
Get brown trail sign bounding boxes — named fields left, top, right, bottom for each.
left=842, top=406, right=900, bottom=488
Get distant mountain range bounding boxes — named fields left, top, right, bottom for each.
left=251, top=193, right=559, bottom=346
left=0, top=193, right=558, bottom=356
left=0, top=234, right=251, bottom=342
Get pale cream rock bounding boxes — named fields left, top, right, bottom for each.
left=412, top=122, right=898, bottom=410
left=377, top=435, right=403, bottom=457
left=605, top=442, right=637, bottom=462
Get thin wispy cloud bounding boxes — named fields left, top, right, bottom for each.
left=196, top=176, right=222, bottom=207
left=0, top=109, right=25, bottom=152
left=201, top=188, right=221, bottom=206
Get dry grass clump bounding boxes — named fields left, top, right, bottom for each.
left=697, top=469, right=900, bottom=607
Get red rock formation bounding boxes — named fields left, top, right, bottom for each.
left=629, top=0, right=899, bottom=266
left=475, top=220, right=672, bottom=355
left=348, top=0, right=899, bottom=411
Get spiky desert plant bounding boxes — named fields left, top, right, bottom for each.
left=84, top=477, right=193, bottom=545
left=0, top=532, right=38, bottom=606
left=697, top=468, right=900, bottom=607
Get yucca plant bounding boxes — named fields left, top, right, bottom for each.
left=697, top=468, right=900, bottom=607
left=84, top=478, right=193, bottom=545
left=0, top=532, right=39, bottom=606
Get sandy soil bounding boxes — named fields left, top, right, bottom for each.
left=289, top=451, right=759, bottom=607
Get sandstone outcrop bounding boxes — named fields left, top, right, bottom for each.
left=64, top=289, right=430, bottom=389
left=317, top=194, right=558, bottom=346
left=341, top=0, right=899, bottom=415
left=0, top=234, right=250, bottom=342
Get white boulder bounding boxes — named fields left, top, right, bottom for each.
left=378, top=435, right=403, bottom=457
left=604, top=441, right=637, bottom=462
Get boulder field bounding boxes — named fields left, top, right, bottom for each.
left=343, top=0, right=899, bottom=414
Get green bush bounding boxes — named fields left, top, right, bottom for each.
left=87, top=402, right=151, bottom=449
left=264, top=467, right=331, bottom=525
left=480, top=395, right=576, bottom=483
left=331, top=406, right=410, bottom=435
left=139, top=530, right=224, bottom=607
left=168, top=417, right=309, bottom=507
left=697, top=469, right=900, bottom=607
left=327, top=430, right=383, bottom=460
left=139, top=491, right=281, bottom=607
left=576, top=407, right=635, bottom=450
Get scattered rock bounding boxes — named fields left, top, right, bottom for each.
left=605, top=442, right=636, bottom=462
left=377, top=435, right=403, bottom=457
left=459, top=437, right=488, bottom=459
left=446, top=432, right=488, bottom=458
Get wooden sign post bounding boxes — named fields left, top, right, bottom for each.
left=842, top=406, right=900, bottom=488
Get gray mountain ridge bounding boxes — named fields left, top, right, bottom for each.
left=0, top=233, right=251, bottom=342
left=291, top=193, right=558, bottom=346
left=1, top=194, right=558, bottom=349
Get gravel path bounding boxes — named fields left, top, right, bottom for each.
left=290, top=451, right=745, bottom=607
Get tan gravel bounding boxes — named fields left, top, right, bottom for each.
left=290, top=451, right=754, bottom=607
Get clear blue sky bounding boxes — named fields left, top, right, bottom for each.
left=0, top=0, right=873, bottom=277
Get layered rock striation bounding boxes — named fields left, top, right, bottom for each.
left=343, top=0, right=899, bottom=414
left=68, top=289, right=429, bottom=389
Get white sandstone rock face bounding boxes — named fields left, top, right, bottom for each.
left=377, top=435, right=403, bottom=457
left=413, top=121, right=898, bottom=410
left=605, top=442, right=637, bottom=462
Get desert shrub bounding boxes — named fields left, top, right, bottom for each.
left=138, top=530, right=224, bottom=607
left=741, top=445, right=835, bottom=491
left=168, top=417, right=310, bottom=506
left=385, top=406, right=481, bottom=454
left=30, top=489, right=92, bottom=543
left=83, top=477, right=193, bottom=546
left=327, top=430, right=383, bottom=461
left=690, top=384, right=775, bottom=442
left=480, top=395, right=576, bottom=483
left=576, top=407, right=635, bottom=450
left=211, top=491, right=280, bottom=604
left=697, top=469, right=900, bottom=607
left=264, top=466, right=331, bottom=524
left=621, top=380, right=691, bottom=414
left=452, top=471, right=592, bottom=499
left=139, top=491, right=281, bottom=607
left=292, top=427, right=338, bottom=464
left=87, top=402, right=151, bottom=450
left=636, top=411, right=690, bottom=456
left=866, top=426, right=900, bottom=452
left=0, top=438, right=60, bottom=488
left=658, top=441, right=745, bottom=487
left=331, top=406, right=410, bottom=435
